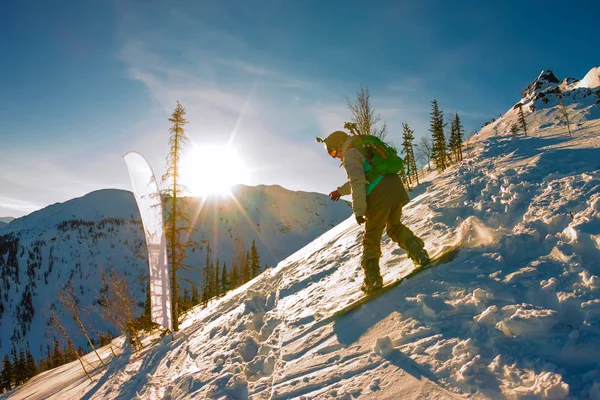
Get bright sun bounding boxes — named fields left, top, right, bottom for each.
left=180, top=144, right=250, bottom=197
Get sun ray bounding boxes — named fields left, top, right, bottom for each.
left=228, top=80, right=258, bottom=147
left=228, top=190, right=279, bottom=265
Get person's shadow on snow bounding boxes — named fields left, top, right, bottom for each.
left=330, top=255, right=504, bottom=396
left=331, top=293, right=441, bottom=384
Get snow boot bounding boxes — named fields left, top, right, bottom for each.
left=406, top=237, right=430, bottom=266
left=361, top=259, right=383, bottom=294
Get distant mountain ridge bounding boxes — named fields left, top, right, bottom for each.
left=0, top=185, right=351, bottom=361
left=0, top=217, right=14, bottom=228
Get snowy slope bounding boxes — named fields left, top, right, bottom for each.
left=5, top=67, right=600, bottom=399
left=575, top=67, right=600, bottom=90
left=0, top=186, right=351, bottom=363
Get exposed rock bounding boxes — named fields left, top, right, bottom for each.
left=523, top=70, right=560, bottom=98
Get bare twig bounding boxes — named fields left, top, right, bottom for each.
left=49, top=311, right=92, bottom=381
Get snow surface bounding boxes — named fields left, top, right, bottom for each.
left=575, top=67, right=600, bottom=90
left=5, top=68, right=600, bottom=399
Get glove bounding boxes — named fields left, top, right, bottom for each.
left=355, top=215, right=366, bottom=225
left=329, top=190, right=341, bottom=202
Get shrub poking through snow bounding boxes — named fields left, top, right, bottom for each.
left=510, top=123, right=520, bottom=136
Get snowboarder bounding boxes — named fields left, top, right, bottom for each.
left=318, top=130, right=430, bottom=293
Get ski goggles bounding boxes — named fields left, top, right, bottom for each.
left=328, top=148, right=338, bottom=158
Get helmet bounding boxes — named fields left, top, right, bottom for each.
left=315, top=130, right=349, bottom=157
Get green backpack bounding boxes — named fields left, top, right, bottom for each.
left=350, top=135, right=404, bottom=182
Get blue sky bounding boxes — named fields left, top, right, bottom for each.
left=1, top=0, right=598, bottom=217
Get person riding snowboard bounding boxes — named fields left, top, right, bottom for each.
left=317, top=130, right=429, bottom=294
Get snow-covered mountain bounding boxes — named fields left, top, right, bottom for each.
left=6, top=66, right=600, bottom=400
left=0, top=217, right=14, bottom=229
left=520, top=68, right=599, bottom=115
left=0, top=185, right=351, bottom=363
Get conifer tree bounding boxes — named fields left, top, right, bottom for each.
left=250, top=240, right=261, bottom=279
left=191, top=284, right=200, bottom=305
left=244, top=250, right=251, bottom=283
left=448, top=113, right=464, bottom=162
left=401, top=122, right=419, bottom=186
left=17, top=347, right=26, bottom=385
left=345, top=85, right=387, bottom=139
left=11, top=345, right=22, bottom=387
left=233, top=237, right=247, bottom=285
left=25, top=342, right=36, bottom=380
left=161, top=101, right=196, bottom=331
left=429, top=99, right=448, bottom=171
left=10, top=345, right=17, bottom=384
left=448, top=117, right=456, bottom=163
left=214, top=259, right=221, bottom=297
left=209, top=262, right=216, bottom=297
left=132, top=280, right=152, bottom=330
left=202, top=242, right=215, bottom=301
left=221, top=262, right=229, bottom=293
left=139, top=281, right=152, bottom=329
left=230, top=260, right=240, bottom=289
left=180, top=287, right=190, bottom=311
left=0, top=354, right=13, bottom=392
left=510, top=123, right=520, bottom=136
left=40, top=342, right=52, bottom=371
left=38, top=344, right=46, bottom=372
left=201, top=282, right=209, bottom=306
left=51, top=336, right=62, bottom=368
left=517, top=103, right=528, bottom=137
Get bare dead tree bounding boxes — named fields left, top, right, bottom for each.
left=107, top=271, right=145, bottom=351
left=416, top=136, right=433, bottom=171
left=346, top=85, right=387, bottom=139
left=57, top=282, right=107, bottom=369
left=558, top=95, right=573, bottom=137
left=92, top=268, right=133, bottom=356
left=49, top=310, right=92, bottom=381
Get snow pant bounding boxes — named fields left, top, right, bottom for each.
left=361, top=175, right=421, bottom=266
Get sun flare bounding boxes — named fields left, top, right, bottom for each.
left=180, top=144, right=250, bottom=197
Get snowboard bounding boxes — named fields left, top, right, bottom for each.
left=329, top=240, right=464, bottom=319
